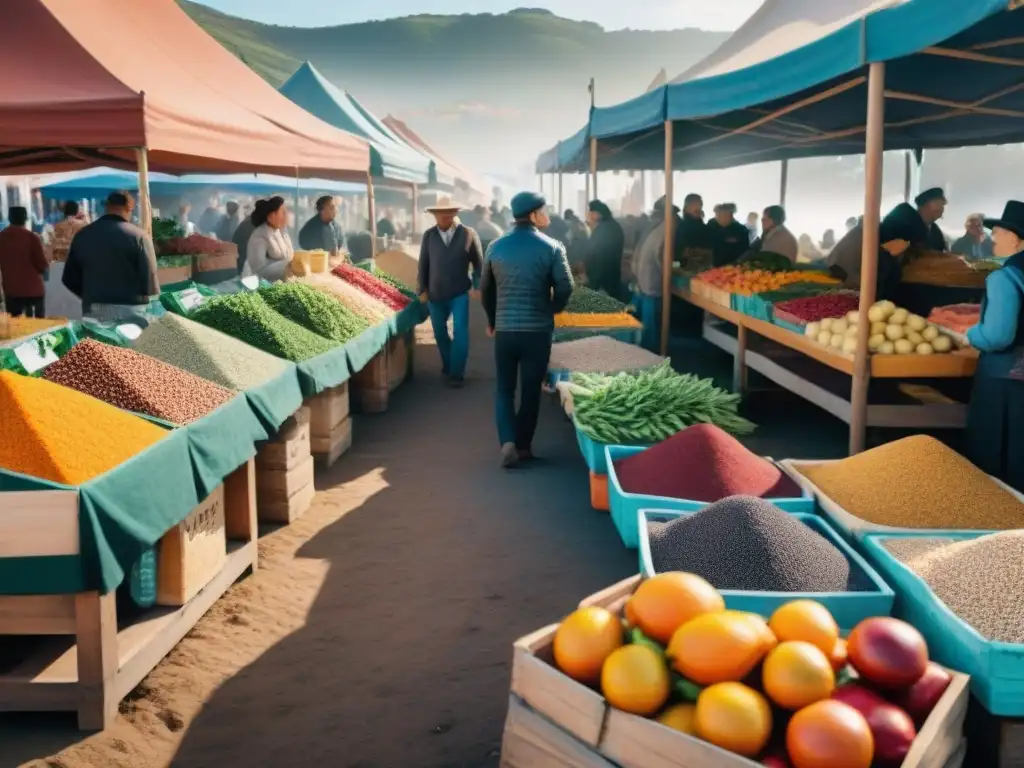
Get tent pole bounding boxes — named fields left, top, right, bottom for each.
left=590, top=137, right=598, bottom=201
left=903, top=151, right=912, bottom=202
left=659, top=120, right=674, bottom=358
left=294, top=167, right=300, bottom=242
left=779, top=159, right=789, bottom=207
left=135, top=148, right=152, bottom=238
left=412, top=184, right=419, bottom=238
left=851, top=62, right=886, bottom=456
left=367, top=172, right=377, bottom=258
left=538, top=172, right=542, bottom=191
left=558, top=169, right=564, bottom=213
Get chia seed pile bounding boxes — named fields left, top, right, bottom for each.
left=648, top=495, right=865, bottom=592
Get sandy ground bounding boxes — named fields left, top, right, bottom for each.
left=0, top=305, right=640, bottom=768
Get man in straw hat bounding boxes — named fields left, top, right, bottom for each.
left=418, top=197, right=483, bottom=388
left=480, top=191, right=573, bottom=468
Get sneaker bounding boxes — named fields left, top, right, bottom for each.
left=517, top=449, right=535, bottom=462
left=446, top=376, right=465, bottom=389
left=500, top=442, right=519, bottom=468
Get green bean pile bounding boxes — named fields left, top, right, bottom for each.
left=259, top=282, right=368, bottom=344
left=565, top=286, right=626, bottom=314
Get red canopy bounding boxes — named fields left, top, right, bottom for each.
left=383, top=115, right=487, bottom=196
left=0, top=0, right=369, bottom=180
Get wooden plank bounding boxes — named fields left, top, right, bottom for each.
left=501, top=696, right=615, bottom=768
left=156, top=485, right=227, bottom=607
left=601, top=708, right=758, bottom=768
left=0, top=490, right=80, bottom=557
left=0, top=594, right=76, bottom=635
left=257, top=481, right=315, bottom=525
left=903, top=670, right=970, bottom=768
left=310, top=415, right=353, bottom=457
left=256, top=454, right=315, bottom=503
left=871, top=348, right=978, bottom=378
left=74, top=591, right=118, bottom=730
left=578, top=575, right=641, bottom=612
left=256, top=409, right=311, bottom=472
left=306, top=385, right=349, bottom=439
left=223, top=458, right=258, bottom=551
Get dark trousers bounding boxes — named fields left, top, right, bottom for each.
left=494, top=330, right=552, bottom=449
left=966, top=372, right=1024, bottom=492
left=5, top=296, right=45, bottom=317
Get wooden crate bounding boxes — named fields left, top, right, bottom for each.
left=351, top=351, right=389, bottom=414
left=156, top=264, right=192, bottom=287
left=387, top=335, right=408, bottom=392
left=193, top=251, right=238, bottom=274
left=306, top=384, right=350, bottom=440
left=311, top=416, right=353, bottom=469
left=257, top=454, right=314, bottom=505
left=506, top=575, right=971, bottom=768
left=256, top=406, right=311, bottom=472
left=156, top=485, right=227, bottom=607
left=256, top=471, right=315, bottom=525
left=502, top=694, right=614, bottom=768
left=0, top=458, right=258, bottom=730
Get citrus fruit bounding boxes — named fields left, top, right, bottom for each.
left=725, top=610, right=778, bottom=654
left=829, top=638, right=849, bottom=672
left=763, top=641, right=836, bottom=710
left=787, top=699, right=874, bottom=768
left=656, top=702, right=697, bottom=735
left=667, top=611, right=768, bottom=685
left=601, top=645, right=671, bottom=716
left=553, top=606, right=623, bottom=684
left=769, top=601, right=840, bottom=656
left=695, top=682, right=773, bottom=758
left=629, top=572, right=724, bottom=645
left=623, top=598, right=639, bottom=629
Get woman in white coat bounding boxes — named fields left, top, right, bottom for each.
left=242, top=196, right=293, bottom=281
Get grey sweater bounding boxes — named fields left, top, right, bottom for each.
left=417, top=224, right=483, bottom=302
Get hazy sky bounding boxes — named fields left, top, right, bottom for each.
left=197, top=0, right=762, bottom=31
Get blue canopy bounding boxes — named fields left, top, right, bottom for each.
left=279, top=62, right=431, bottom=186
left=39, top=169, right=363, bottom=198
left=538, top=0, right=1016, bottom=173
left=535, top=124, right=590, bottom=174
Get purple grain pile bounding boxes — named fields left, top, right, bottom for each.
left=43, top=339, right=234, bottom=424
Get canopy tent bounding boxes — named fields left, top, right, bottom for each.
left=535, top=124, right=591, bottom=174
left=37, top=169, right=363, bottom=199
left=383, top=115, right=484, bottom=194
left=279, top=62, right=431, bottom=186
left=537, top=0, right=1016, bottom=173
left=0, top=0, right=369, bottom=180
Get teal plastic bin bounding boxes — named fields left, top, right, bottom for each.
left=639, top=510, right=894, bottom=630
left=573, top=420, right=651, bottom=475
left=861, top=532, right=1024, bottom=715
left=605, top=445, right=814, bottom=549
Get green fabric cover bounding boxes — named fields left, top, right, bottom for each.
left=183, top=394, right=266, bottom=498
left=392, top=302, right=428, bottom=335
left=244, top=363, right=304, bottom=433
left=345, top=322, right=390, bottom=374
left=296, top=344, right=352, bottom=398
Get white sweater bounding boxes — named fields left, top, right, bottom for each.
left=243, top=223, right=294, bottom=281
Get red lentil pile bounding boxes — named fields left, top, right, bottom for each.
left=614, top=423, right=801, bottom=502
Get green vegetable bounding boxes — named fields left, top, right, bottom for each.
left=259, top=282, right=369, bottom=343
left=742, top=253, right=793, bottom=272
left=571, top=361, right=755, bottom=444
left=371, top=267, right=417, bottom=299
left=156, top=254, right=192, bottom=268
left=629, top=627, right=666, bottom=657
left=672, top=675, right=703, bottom=702
left=189, top=292, right=338, bottom=362
left=152, top=217, right=185, bottom=241
left=565, top=286, right=626, bottom=314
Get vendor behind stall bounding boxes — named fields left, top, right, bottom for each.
left=584, top=200, right=625, bottom=300
left=706, top=203, right=749, bottom=266
left=965, top=201, right=1024, bottom=491
left=886, top=187, right=948, bottom=252
left=242, top=196, right=294, bottom=282
left=825, top=217, right=909, bottom=300
left=299, top=195, right=345, bottom=256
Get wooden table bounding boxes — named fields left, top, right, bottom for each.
left=674, top=288, right=978, bottom=436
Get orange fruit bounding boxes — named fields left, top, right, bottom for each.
left=724, top=610, right=778, bottom=654
left=829, top=638, right=849, bottom=672
left=601, top=645, right=671, bottom=716
left=769, top=601, right=840, bottom=656
left=763, top=641, right=836, bottom=710
left=656, top=702, right=697, bottom=735
left=787, top=700, right=874, bottom=768
left=667, top=611, right=768, bottom=685
left=695, top=682, right=773, bottom=758
left=629, top=572, right=724, bottom=645
left=553, top=606, right=623, bottom=685
left=623, top=598, right=638, bottom=629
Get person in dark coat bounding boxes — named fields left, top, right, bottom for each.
left=677, top=193, right=710, bottom=255
left=0, top=206, right=49, bottom=317
left=883, top=187, right=948, bottom=252
left=232, top=210, right=258, bottom=275
left=583, top=200, right=625, bottom=299
left=966, top=200, right=1024, bottom=491
left=298, top=196, right=345, bottom=255
left=706, top=203, right=749, bottom=266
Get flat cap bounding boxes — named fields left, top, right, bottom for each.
left=511, top=191, right=546, bottom=219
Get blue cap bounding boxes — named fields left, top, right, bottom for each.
left=511, top=191, right=546, bottom=219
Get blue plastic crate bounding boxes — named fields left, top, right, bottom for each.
left=639, top=510, right=894, bottom=629
left=552, top=327, right=642, bottom=345
left=129, top=548, right=158, bottom=608
left=773, top=317, right=806, bottom=335
left=605, top=445, right=815, bottom=549
left=573, top=419, right=651, bottom=475
left=730, top=293, right=773, bottom=322
left=861, top=532, right=1024, bottom=715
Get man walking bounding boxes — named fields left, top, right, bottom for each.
left=418, top=199, right=483, bottom=388
left=0, top=206, right=49, bottom=317
left=481, top=192, right=573, bottom=468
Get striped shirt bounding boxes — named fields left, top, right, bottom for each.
left=481, top=224, right=573, bottom=332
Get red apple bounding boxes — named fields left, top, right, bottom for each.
left=833, top=684, right=916, bottom=766
left=761, top=752, right=791, bottom=768
left=848, top=618, right=928, bottom=689
left=889, top=662, right=952, bottom=726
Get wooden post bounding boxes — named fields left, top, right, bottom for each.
left=904, top=151, right=912, bottom=202
left=135, top=148, right=152, bottom=238
left=659, top=120, right=674, bottom=357
left=850, top=62, right=886, bottom=456
left=293, top=167, right=301, bottom=242
left=75, top=591, right=118, bottom=730
left=779, top=159, right=789, bottom=207
left=412, top=184, right=419, bottom=237
left=590, top=137, right=598, bottom=201
left=367, top=172, right=377, bottom=258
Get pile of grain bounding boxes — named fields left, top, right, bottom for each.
left=795, top=435, right=1024, bottom=530
left=190, top=292, right=338, bottom=363
left=259, top=282, right=368, bottom=343
left=0, top=370, right=167, bottom=485
left=883, top=532, right=1024, bottom=642
left=296, top=274, right=393, bottom=323
left=43, top=339, right=234, bottom=424
left=134, top=313, right=290, bottom=391
left=615, top=423, right=800, bottom=501
left=548, top=336, right=665, bottom=373
left=649, top=496, right=859, bottom=592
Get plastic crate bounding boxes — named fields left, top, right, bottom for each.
left=605, top=445, right=815, bottom=549
left=573, top=420, right=651, bottom=475
left=861, top=532, right=1024, bottom=715
left=639, top=510, right=895, bottom=629
left=552, top=327, right=642, bottom=345
left=731, top=293, right=774, bottom=322
left=773, top=317, right=806, bottom=335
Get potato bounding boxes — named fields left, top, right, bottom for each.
left=868, top=334, right=886, bottom=351
left=820, top=317, right=834, bottom=331
left=805, top=322, right=821, bottom=338
left=817, top=330, right=832, bottom=345
left=922, top=325, right=939, bottom=342
left=890, top=308, right=909, bottom=325
left=870, top=321, right=887, bottom=336
left=907, top=330, right=924, bottom=346
left=830, top=333, right=845, bottom=349
left=846, top=310, right=860, bottom=325
left=885, top=324, right=906, bottom=341
left=907, top=314, right=927, bottom=332
left=878, top=341, right=895, bottom=354
left=894, top=338, right=914, bottom=354
left=916, top=342, right=934, bottom=355
left=831, top=318, right=848, bottom=335
left=868, top=302, right=892, bottom=323
left=842, top=337, right=858, bottom=354
left=932, top=335, right=953, bottom=353
left=845, top=325, right=859, bottom=339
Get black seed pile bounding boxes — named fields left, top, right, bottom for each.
left=648, top=495, right=866, bottom=592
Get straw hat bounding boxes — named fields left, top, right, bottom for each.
left=426, top=196, right=463, bottom=213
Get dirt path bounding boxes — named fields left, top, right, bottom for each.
left=0, top=304, right=636, bottom=768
